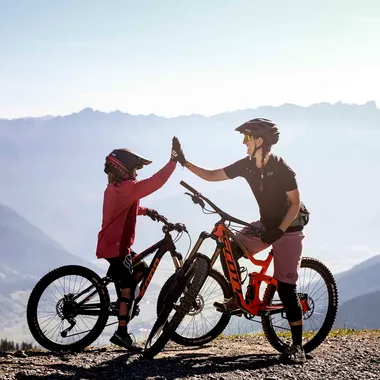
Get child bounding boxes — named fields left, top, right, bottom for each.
left=96, top=137, right=186, bottom=350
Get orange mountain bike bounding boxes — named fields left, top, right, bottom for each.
left=145, top=181, right=338, bottom=358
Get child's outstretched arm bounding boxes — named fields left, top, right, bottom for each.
left=127, top=137, right=186, bottom=203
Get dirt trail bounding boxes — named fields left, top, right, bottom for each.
left=1, top=332, right=380, bottom=379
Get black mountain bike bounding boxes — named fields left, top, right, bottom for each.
left=26, top=214, right=194, bottom=352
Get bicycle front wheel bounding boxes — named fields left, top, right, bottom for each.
left=143, top=255, right=209, bottom=359
left=261, top=257, right=338, bottom=353
left=157, top=268, right=231, bottom=346
left=27, top=265, right=110, bottom=351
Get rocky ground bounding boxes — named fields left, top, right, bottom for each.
left=1, top=331, right=380, bottom=380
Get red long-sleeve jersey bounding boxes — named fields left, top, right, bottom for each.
left=96, top=160, right=176, bottom=259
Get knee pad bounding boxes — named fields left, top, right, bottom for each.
left=277, top=281, right=303, bottom=323
left=117, top=297, right=134, bottom=321
left=118, top=296, right=133, bottom=307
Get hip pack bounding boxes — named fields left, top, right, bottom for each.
left=289, top=202, right=310, bottom=228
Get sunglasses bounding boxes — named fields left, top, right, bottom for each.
left=243, top=134, right=252, bottom=143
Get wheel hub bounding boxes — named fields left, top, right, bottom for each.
left=187, top=294, right=204, bottom=316
left=56, top=294, right=79, bottom=319
left=299, top=293, right=315, bottom=320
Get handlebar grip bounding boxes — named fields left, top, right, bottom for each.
left=176, top=223, right=188, bottom=232
left=180, top=181, right=199, bottom=194
left=157, top=215, right=168, bottom=224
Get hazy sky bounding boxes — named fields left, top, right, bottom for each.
left=1, top=0, right=379, bottom=118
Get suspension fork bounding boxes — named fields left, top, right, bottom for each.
left=187, top=231, right=211, bottom=260
left=210, top=246, right=222, bottom=268
left=171, top=255, right=183, bottom=269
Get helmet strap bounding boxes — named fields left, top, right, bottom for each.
left=126, top=170, right=135, bottom=180
left=250, top=136, right=264, bottom=160
left=127, top=164, right=144, bottom=180
left=251, top=144, right=262, bottom=159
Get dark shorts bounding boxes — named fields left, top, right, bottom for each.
left=106, top=251, right=148, bottom=288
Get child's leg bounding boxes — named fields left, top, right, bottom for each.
left=131, top=250, right=148, bottom=285
left=106, top=257, right=141, bottom=350
left=106, top=258, right=134, bottom=320
left=118, top=287, right=133, bottom=327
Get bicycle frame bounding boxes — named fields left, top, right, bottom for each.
left=185, top=221, right=283, bottom=317
left=133, top=234, right=184, bottom=303
left=74, top=230, right=184, bottom=318
left=48, top=226, right=186, bottom=340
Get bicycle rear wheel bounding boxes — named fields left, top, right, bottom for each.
left=143, top=255, right=209, bottom=359
left=261, top=257, right=338, bottom=353
left=27, top=265, right=110, bottom=351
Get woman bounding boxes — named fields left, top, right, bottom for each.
left=178, top=119, right=309, bottom=364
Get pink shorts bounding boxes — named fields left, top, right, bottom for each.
left=235, top=221, right=305, bottom=285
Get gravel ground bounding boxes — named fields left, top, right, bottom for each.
left=1, top=331, right=380, bottom=380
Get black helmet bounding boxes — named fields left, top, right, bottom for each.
left=235, top=118, right=280, bottom=145
left=104, top=149, right=152, bottom=180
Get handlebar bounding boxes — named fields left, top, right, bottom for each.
left=180, top=181, right=199, bottom=195
left=180, top=180, right=262, bottom=237
left=156, top=214, right=188, bottom=233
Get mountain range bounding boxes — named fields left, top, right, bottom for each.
left=1, top=101, right=379, bottom=277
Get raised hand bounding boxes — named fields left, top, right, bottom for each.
left=170, top=136, right=187, bottom=166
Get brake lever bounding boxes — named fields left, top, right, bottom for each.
left=184, top=191, right=206, bottom=209
left=175, top=223, right=188, bottom=233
